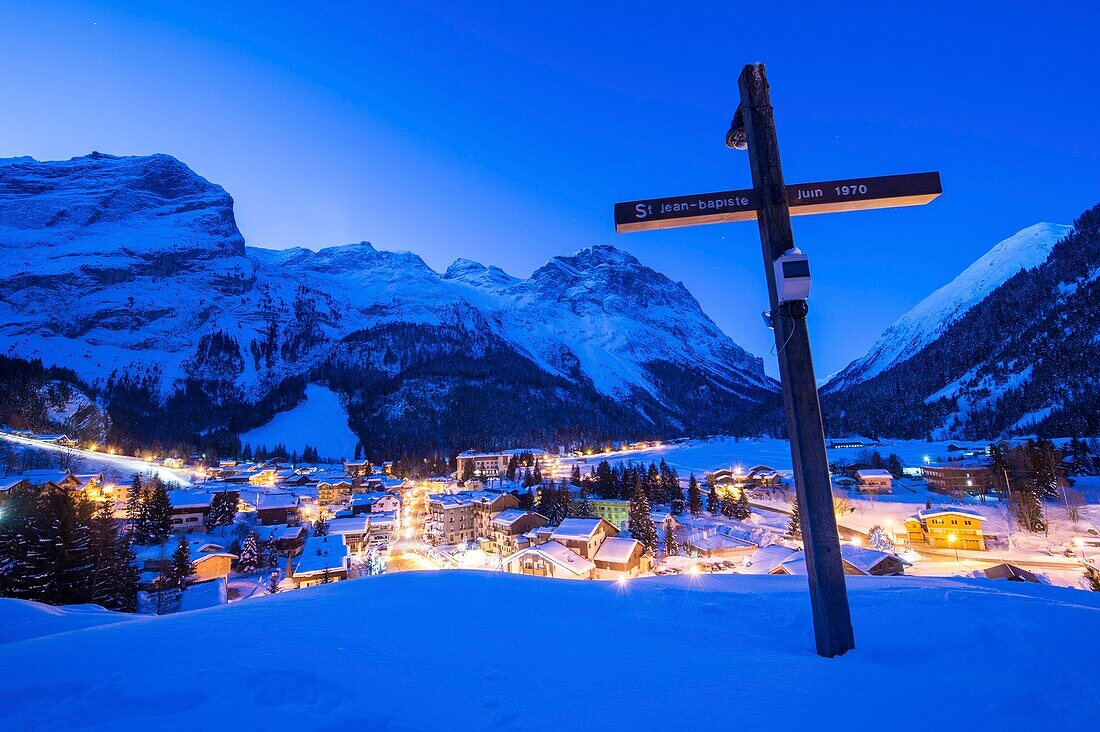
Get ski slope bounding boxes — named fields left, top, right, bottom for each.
left=240, top=384, right=358, bottom=460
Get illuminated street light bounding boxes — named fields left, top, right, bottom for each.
left=948, top=533, right=959, bottom=562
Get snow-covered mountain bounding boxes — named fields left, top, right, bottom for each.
left=826, top=223, right=1071, bottom=391
left=823, top=211, right=1099, bottom=439
left=0, top=153, right=776, bottom=453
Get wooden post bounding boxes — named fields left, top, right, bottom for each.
left=737, top=62, right=856, bottom=658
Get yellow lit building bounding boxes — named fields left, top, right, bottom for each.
left=905, top=507, right=986, bottom=551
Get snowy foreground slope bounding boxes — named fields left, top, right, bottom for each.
left=1, top=572, right=1097, bottom=731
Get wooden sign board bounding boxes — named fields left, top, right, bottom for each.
left=614, top=171, right=941, bottom=233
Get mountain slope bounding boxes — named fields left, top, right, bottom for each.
left=0, top=153, right=777, bottom=455
left=823, top=207, right=1099, bottom=439
left=826, top=223, right=1071, bottom=391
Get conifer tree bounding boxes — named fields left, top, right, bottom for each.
left=867, top=525, right=894, bottom=552
left=687, top=474, right=703, bottom=516
left=594, top=460, right=614, bottom=498
left=125, top=474, right=143, bottom=539
left=88, top=497, right=136, bottom=612
left=733, top=488, right=751, bottom=521
left=628, top=477, right=659, bottom=553
left=570, top=465, right=583, bottom=487
left=237, top=532, right=260, bottom=573
left=663, top=522, right=678, bottom=556
left=31, top=485, right=95, bottom=606
left=144, top=479, right=172, bottom=545
left=267, top=571, right=281, bottom=594
left=166, top=534, right=194, bottom=591
left=320, top=566, right=332, bottom=584
left=721, top=496, right=736, bottom=518
left=314, top=515, right=329, bottom=537
left=706, top=483, right=720, bottom=515
left=574, top=483, right=595, bottom=518
left=787, top=496, right=801, bottom=539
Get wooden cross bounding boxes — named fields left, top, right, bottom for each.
left=614, top=63, right=941, bottom=658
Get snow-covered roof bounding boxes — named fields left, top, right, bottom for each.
left=839, top=546, right=906, bottom=573
left=742, top=545, right=798, bottom=574
left=916, top=507, right=986, bottom=521
left=689, top=532, right=758, bottom=552
left=168, top=490, right=213, bottom=509
left=593, top=537, right=641, bottom=564
left=856, top=469, right=892, bottom=479
left=256, top=492, right=299, bottom=510
left=294, top=536, right=349, bottom=577
left=327, top=516, right=371, bottom=534
left=491, top=508, right=544, bottom=528
left=179, top=579, right=227, bottom=611
left=551, top=518, right=607, bottom=541
left=508, top=541, right=594, bottom=576
left=458, top=448, right=546, bottom=459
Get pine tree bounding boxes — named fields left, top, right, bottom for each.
left=721, top=496, right=736, bottom=518
left=570, top=465, right=583, bottom=487
left=31, top=485, right=96, bottom=606
left=574, top=483, right=595, bottom=518
left=733, top=488, right=751, bottom=521
left=165, top=535, right=194, bottom=591
left=208, top=491, right=237, bottom=531
left=237, top=532, right=260, bottom=573
left=125, top=474, right=143, bottom=539
left=628, top=477, right=659, bottom=553
left=886, top=454, right=904, bottom=479
left=320, top=566, right=333, bottom=584
left=663, top=522, right=678, bottom=556
left=594, top=460, right=614, bottom=498
left=687, top=474, right=703, bottom=516
left=266, top=571, right=281, bottom=594
left=787, top=496, right=801, bottom=539
left=706, top=483, right=720, bottom=515
left=144, top=479, right=172, bottom=545
left=314, top=515, right=329, bottom=537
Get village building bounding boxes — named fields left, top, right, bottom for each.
left=455, top=448, right=547, bottom=478
left=168, top=491, right=214, bottom=532
left=683, top=528, right=758, bottom=558
left=317, top=476, right=354, bottom=506
left=291, top=535, right=350, bottom=587
left=550, top=518, right=619, bottom=560
left=504, top=540, right=595, bottom=580
left=921, top=461, right=994, bottom=496
left=979, top=563, right=1040, bottom=583
left=253, top=492, right=300, bottom=526
left=328, top=512, right=398, bottom=555
left=591, top=536, right=650, bottom=579
left=855, top=468, right=893, bottom=494
left=344, top=459, right=373, bottom=477
left=425, top=490, right=518, bottom=546
left=253, top=524, right=307, bottom=557
left=905, top=507, right=987, bottom=550
left=486, top=509, right=548, bottom=555
left=136, top=541, right=236, bottom=589
left=744, top=544, right=906, bottom=576
left=350, top=491, right=402, bottom=516
left=588, top=498, right=630, bottom=530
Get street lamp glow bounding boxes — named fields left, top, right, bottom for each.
left=850, top=537, right=862, bottom=547
left=688, top=563, right=701, bottom=576
left=923, top=455, right=931, bottom=464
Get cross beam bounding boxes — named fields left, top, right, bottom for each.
left=614, top=171, right=941, bottom=233
left=614, top=62, right=942, bottom=658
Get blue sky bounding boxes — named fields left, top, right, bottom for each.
left=2, top=1, right=1098, bottom=377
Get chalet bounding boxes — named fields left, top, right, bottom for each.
left=136, top=541, right=236, bottom=588
left=344, top=460, right=373, bottom=477
left=921, top=461, right=994, bottom=496
left=350, top=491, right=402, bottom=516
left=683, top=529, right=758, bottom=558
left=740, top=545, right=799, bottom=574
left=168, top=491, right=214, bottom=532
left=550, top=518, right=619, bottom=560
left=905, top=507, right=987, bottom=550
left=291, top=535, right=350, bottom=587
left=328, top=512, right=397, bottom=555
left=827, top=436, right=880, bottom=450
left=752, top=545, right=907, bottom=576
left=855, top=468, right=893, bottom=494
left=504, top=540, right=595, bottom=580
left=980, top=563, right=1040, bottom=583
left=592, top=536, right=650, bottom=579
left=254, top=524, right=307, bottom=557
left=317, top=476, right=354, bottom=506
left=487, top=509, right=548, bottom=555
left=0, top=476, right=31, bottom=498
left=254, top=492, right=300, bottom=526
left=21, top=469, right=81, bottom=490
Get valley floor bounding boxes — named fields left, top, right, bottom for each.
left=0, top=571, right=1097, bottom=731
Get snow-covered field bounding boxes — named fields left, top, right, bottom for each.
left=240, top=384, right=358, bottom=460
left=0, top=572, right=1096, bottom=731
left=560, top=436, right=992, bottom=477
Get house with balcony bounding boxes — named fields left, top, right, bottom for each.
left=905, top=507, right=987, bottom=550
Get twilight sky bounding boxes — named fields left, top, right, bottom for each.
left=2, top=1, right=1098, bottom=377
